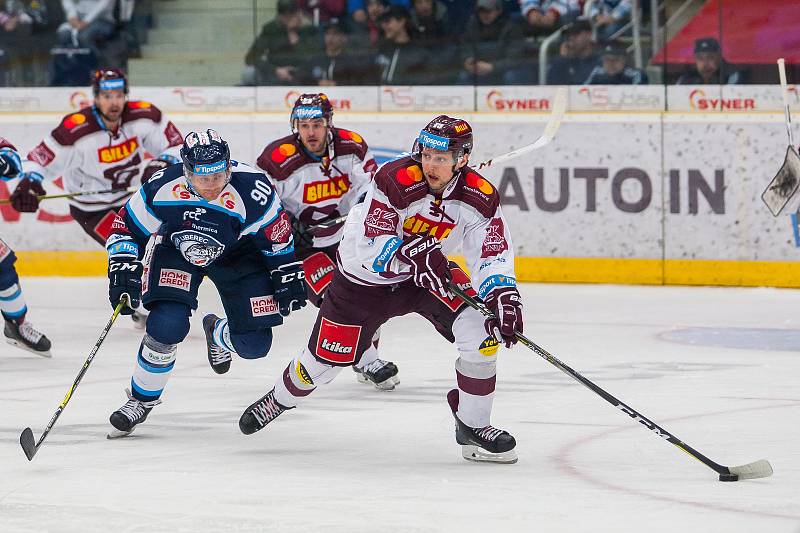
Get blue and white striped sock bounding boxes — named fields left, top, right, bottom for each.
left=212, top=317, right=236, bottom=353
left=130, top=335, right=176, bottom=402
left=0, top=283, right=27, bottom=322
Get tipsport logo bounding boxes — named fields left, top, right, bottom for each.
left=418, top=131, right=449, bottom=150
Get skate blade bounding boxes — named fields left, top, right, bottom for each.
left=6, top=338, right=52, bottom=358
left=374, top=375, right=400, bottom=391
left=107, top=427, right=136, bottom=439
left=461, top=445, right=518, bottom=464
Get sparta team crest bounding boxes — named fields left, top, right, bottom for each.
left=171, top=230, right=225, bottom=267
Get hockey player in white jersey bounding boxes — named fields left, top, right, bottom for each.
left=9, top=69, right=183, bottom=327
left=252, top=93, right=399, bottom=390
left=239, top=116, right=524, bottom=463
left=0, top=139, right=52, bottom=356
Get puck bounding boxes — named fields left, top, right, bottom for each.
left=719, top=473, right=739, bottom=482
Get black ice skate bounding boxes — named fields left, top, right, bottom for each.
left=108, top=389, right=161, bottom=438
left=447, top=389, right=517, bottom=464
left=203, top=314, right=232, bottom=374
left=353, top=358, right=400, bottom=390
left=4, top=319, right=52, bottom=357
left=239, top=389, right=292, bottom=435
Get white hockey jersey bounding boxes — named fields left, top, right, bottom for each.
left=22, top=101, right=182, bottom=212
left=256, top=128, right=377, bottom=249
left=337, top=155, right=518, bottom=299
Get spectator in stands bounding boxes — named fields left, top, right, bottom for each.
left=351, top=0, right=389, bottom=48
left=56, top=0, right=117, bottom=63
left=677, top=37, right=745, bottom=85
left=303, top=18, right=377, bottom=85
left=0, top=0, right=62, bottom=86
left=519, top=0, right=581, bottom=38
left=298, top=0, right=346, bottom=25
left=375, top=5, right=432, bottom=84
left=409, top=0, right=450, bottom=48
left=243, top=0, right=321, bottom=85
left=457, top=0, right=524, bottom=85
left=350, top=0, right=409, bottom=25
left=584, top=41, right=647, bottom=84
left=437, top=0, right=475, bottom=34
left=547, top=17, right=599, bottom=84
left=588, top=0, right=632, bottom=43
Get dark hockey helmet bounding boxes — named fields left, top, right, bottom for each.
left=290, top=93, right=334, bottom=133
left=180, top=129, right=231, bottom=176
left=91, top=68, right=128, bottom=95
left=411, top=115, right=473, bottom=164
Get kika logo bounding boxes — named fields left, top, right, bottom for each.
left=485, top=90, right=549, bottom=111
left=172, top=183, right=191, bottom=199
left=395, top=164, right=423, bottom=186
left=284, top=91, right=352, bottom=110
left=219, top=191, right=236, bottom=210
left=315, top=317, right=361, bottom=364
left=689, top=89, right=755, bottom=111
left=403, top=213, right=455, bottom=240
left=303, top=174, right=351, bottom=203
left=310, top=264, right=335, bottom=284
left=319, top=338, right=352, bottom=354
left=97, top=137, right=138, bottom=163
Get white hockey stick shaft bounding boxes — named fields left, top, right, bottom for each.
left=778, top=58, right=795, bottom=147
left=476, top=87, right=568, bottom=170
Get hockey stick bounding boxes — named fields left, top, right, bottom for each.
left=761, top=58, right=800, bottom=216
left=20, top=297, right=127, bottom=461
left=448, top=283, right=773, bottom=482
left=0, top=186, right=137, bottom=206
left=475, top=87, right=568, bottom=170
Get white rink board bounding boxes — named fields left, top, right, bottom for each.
left=0, top=110, right=795, bottom=262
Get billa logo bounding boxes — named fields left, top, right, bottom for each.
left=172, top=183, right=191, bottom=199
left=485, top=90, right=550, bottom=111
left=454, top=122, right=469, bottom=133
left=98, top=137, right=139, bottom=163
left=219, top=191, right=236, bottom=210
left=284, top=91, right=352, bottom=110
left=689, top=89, right=755, bottom=111
left=303, top=174, right=351, bottom=203
left=403, top=213, right=456, bottom=240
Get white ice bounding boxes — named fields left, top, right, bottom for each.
left=1, top=278, right=798, bottom=533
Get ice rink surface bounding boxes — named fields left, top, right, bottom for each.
left=1, top=278, right=798, bottom=532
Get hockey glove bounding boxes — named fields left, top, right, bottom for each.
left=270, top=261, right=307, bottom=317
left=140, top=157, right=173, bottom=184
left=10, top=173, right=46, bottom=213
left=483, top=286, right=523, bottom=348
left=291, top=217, right=315, bottom=257
left=0, top=148, right=22, bottom=178
left=108, top=256, right=143, bottom=315
left=396, top=234, right=452, bottom=299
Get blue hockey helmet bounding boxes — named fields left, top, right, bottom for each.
left=180, top=129, right=231, bottom=176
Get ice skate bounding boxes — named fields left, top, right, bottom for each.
left=447, top=389, right=517, bottom=464
left=353, top=358, right=399, bottom=390
left=239, top=388, right=292, bottom=435
left=108, top=389, right=161, bottom=438
left=203, top=314, right=232, bottom=374
left=4, top=319, right=52, bottom=357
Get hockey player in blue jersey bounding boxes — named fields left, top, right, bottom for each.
left=106, top=129, right=307, bottom=437
left=0, top=138, right=52, bottom=356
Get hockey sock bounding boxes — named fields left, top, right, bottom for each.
left=274, top=347, right=343, bottom=408
left=0, top=283, right=27, bottom=323
left=354, top=329, right=381, bottom=370
left=212, top=317, right=236, bottom=354
left=454, top=357, right=496, bottom=428
left=131, top=334, right=177, bottom=402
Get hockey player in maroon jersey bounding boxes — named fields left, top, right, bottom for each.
left=251, top=93, right=400, bottom=389
left=240, top=116, right=524, bottom=463
left=9, top=69, right=183, bottom=327
left=0, top=139, right=52, bottom=356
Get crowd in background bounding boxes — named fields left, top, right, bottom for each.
left=0, top=0, right=749, bottom=87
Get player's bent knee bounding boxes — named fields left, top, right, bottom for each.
left=145, top=301, right=191, bottom=345
left=452, top=307, right=500, bottom=362
left=231, top=329, right=273, bottom=359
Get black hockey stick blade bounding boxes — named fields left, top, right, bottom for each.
left=761, top=145, right=800, bottom=216
left=20, top=427, right=37, bottom=461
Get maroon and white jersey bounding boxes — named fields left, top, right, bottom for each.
left=22, top=101, right=182, bottom=212
left=256, top=127, right=377, bottom=249
left=337, top=155, right=517, bottom=299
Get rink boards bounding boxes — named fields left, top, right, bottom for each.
left=1, top=85, right=799, bottom=286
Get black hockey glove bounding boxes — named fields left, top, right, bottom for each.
left=270, top=261, right=307, bottom=317
left=291, top=217, right=315, bottom=256
left=483, top=286, right=523, bottom=348
left=108, top=256, right=143, bottom=315
left=396, top=234, right=452, bottom=299
left=10, top=173, right=46, bottom=213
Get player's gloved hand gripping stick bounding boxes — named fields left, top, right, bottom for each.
left=448, top=280, right=773, bottom=482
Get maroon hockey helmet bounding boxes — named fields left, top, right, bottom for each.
left=411, top=115, right=473, bottom=164
left=91, top=68, right=129, bottom=95
left=290, top=93, right=334, bottom=133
